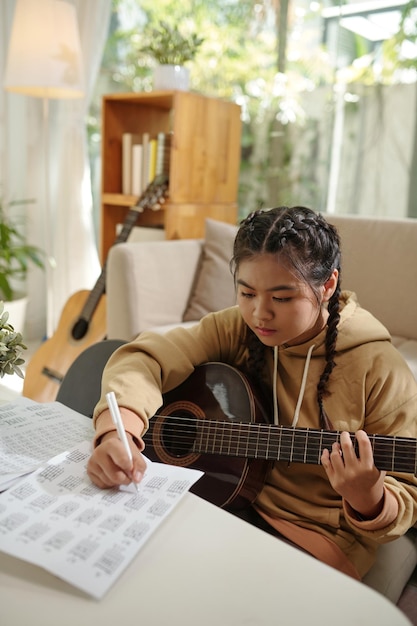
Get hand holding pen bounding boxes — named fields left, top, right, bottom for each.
left=106, top=391, right=141, bottom=493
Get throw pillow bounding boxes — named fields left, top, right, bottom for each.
left=183, top=218, right=238, bottom=321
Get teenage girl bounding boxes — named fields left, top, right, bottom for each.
left=87, top=206, right=417, bottom=580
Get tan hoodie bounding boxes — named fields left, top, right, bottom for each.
left=94, top=291, right=417, bottom=577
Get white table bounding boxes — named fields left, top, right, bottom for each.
left=0, top=492, right=410, bottom=626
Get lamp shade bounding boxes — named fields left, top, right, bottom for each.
left=3, top=0, right=84, bottom=99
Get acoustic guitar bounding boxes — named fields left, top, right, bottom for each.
left=23, top=175, right=169, bottom=403
left=145, top=362, right=417, bottom=509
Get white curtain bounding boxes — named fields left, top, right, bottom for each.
left=1, top=0, right=112, bottom=340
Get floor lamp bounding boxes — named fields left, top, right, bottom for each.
left=3, top=0, right=85, bottom=339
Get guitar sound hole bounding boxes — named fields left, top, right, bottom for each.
left=71, top=318, right=89, bottom=340
left=161, top=412, right=197, bottom=457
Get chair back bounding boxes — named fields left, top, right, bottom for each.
left=56, top=339, right=126, bottom=417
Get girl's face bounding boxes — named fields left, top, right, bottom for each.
left=236, top=254, right=338, bottom=347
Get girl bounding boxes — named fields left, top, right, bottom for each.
left=87, top=206, right=417, bottom=580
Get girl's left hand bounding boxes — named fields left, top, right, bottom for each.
left=321, top=429, right=386, bottom=519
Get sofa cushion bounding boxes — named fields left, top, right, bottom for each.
left=327, top=214, right=417, bottom=342
left=183, top=219, right=238, bottom=321
left=391, top=336, right=417, bottom=381
left=363, top=528, right=417, bottom=604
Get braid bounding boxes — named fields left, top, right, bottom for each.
left=317, top=281, right=341, bottom=430
left=246, top=329, right=267, bottom=382
left=232, top=206, right=342, bottom=430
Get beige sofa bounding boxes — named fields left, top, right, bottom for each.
left=106, top=214, right=417, bottom=604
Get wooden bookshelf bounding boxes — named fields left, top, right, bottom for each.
left=100, top=90, right=242, bottom=262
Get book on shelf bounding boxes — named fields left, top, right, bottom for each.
left=131, top=143, right=144, bottom=196
left=148, top=138, right=157, bottom=184
left=122, top=132, right=141, bottom=195
left=141, top=132, right=150, bottom=193
left=122, top=131, right=172, bottom=195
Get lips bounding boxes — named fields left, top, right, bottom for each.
left=256, top=326, right=276, bottom=337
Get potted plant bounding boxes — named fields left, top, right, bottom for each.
left=139, top=21, right=204, bottom=91
left=0, top=197, right=45, bottom=329
left=0, top=301, right=26, bottom=379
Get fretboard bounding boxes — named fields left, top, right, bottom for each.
left=153, top=416, right=417, bottom=475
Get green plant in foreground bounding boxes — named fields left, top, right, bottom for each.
left=0, top=301, right=26, bottom=378
left=0, top=198, right=45, bottom=301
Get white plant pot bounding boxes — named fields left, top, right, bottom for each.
left=4, top=295, right=28, bottom=332
left=153, top=64, right=190, bottom=91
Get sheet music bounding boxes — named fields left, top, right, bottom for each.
left=0, top=440, right=203, bottom=599
left=0, top=398, right=94, bottom=490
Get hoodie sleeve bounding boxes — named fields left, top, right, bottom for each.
left=92, top=308, right=247, bottom=442
left=343, top=476, right=417, bottom=541
left=345, top=373, right=417, bottom=541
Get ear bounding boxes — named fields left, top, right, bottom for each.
left=322, top=269, right=339, bottom=303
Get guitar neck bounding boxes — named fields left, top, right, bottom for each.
left=78, top=176, right=169, bottom=321
left=79, top=207, right=137, bottom=320
left=153, top=417, right=417, bottom=475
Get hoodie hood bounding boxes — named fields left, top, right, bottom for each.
left=271, top=291, right=391, bottom=427
left=334, top=290, right=391, bottom=348
left=275, top=290, right=391, bottom=360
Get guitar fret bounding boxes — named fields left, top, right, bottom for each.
left=199, top=420, right=209, bottom=454
left=226, top=421, right=232, bottom=456
left=391, top=437, right=395, bottom=473
left=372, top=435, right=417, bottom=474
left=318, top=431, right=323, bottom=465
left=277, top=426, right=282, bottom=460
left=279, top=429, right=293, bottom=463
left=219, top=420, right=225, bottom=455
left=246, top=423, right=251, bottom=458
left=188, top=418, right=417, bottom=475
left=292, top=430, right=306, bottom=463
left=265, top=425, right=272, bottom=460
left=193, top=420, right=201, bottom=453
left=235, top=424, right=242, bottom=457
left=211, top=420, right=218, bottom=454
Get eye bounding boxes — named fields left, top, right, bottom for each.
left=239, top=290, right=254, bottom=298
left=273, top=296, right=292, bottom=303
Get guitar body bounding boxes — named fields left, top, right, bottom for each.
left=23, top=290, right=107, bottom=403
left=144, top=363, right=416, bottom=510
left=144, top=363, right=272, bottom=510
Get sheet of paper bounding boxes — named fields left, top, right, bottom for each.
left=0, top=398, right=94, bottom=490
left=0, top=441, right=203, bottom=599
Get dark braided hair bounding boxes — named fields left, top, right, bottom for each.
left=230, top=206, right=341, bottom=430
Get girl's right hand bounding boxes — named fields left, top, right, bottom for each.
left=87, top=431, right=146, bottom=489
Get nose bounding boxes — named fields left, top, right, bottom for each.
left=253, top=297, right=273, bottom=322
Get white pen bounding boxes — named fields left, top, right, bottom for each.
left=106, top=391, right=140, bottom=493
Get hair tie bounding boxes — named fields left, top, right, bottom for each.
left=243, top=209, right=263, bottom=232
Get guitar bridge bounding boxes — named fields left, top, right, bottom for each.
left=41, top=367, right=64, bottom=384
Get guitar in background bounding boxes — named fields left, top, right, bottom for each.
left=23, top=175, right=169, bottom=403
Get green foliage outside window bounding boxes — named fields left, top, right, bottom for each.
left=89, top=0, right=417, bottom=220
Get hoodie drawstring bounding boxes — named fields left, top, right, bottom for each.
left=272, top=344, right=315, bottom=428
left=273, top=346, right=279, bottom=425
left=292, top=344, right=315, bottom=427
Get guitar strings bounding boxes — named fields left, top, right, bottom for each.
left=147, top=415, right=417, bottom=473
